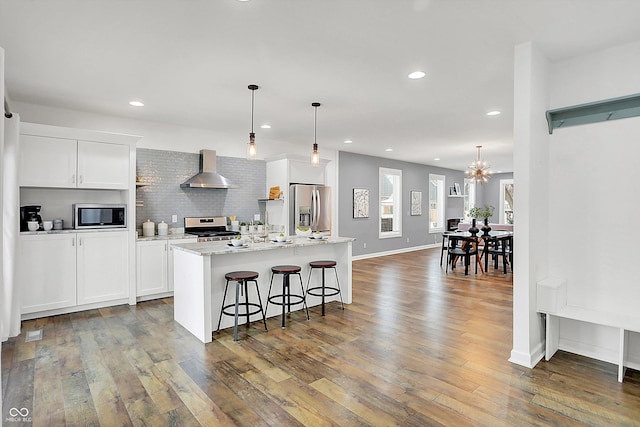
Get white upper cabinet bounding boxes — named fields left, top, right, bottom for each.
left=19, top=135, right=130, bottom=189
left=19, top=134, right=77, bottom=188
left=77, top=140, right=130, bottom=189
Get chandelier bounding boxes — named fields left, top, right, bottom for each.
left=465, top=145, right=491, bottom=183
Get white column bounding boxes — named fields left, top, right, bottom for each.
left=509, top=42, right=549, bottom=368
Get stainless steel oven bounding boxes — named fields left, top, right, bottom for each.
left=72, top=204, right=127, bottom=229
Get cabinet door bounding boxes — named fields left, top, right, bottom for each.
left=19, top=135, right=77, bottom=187
left=289, top=159, right=325, bottom=185
left=136, top=240, right=168, bottom=296
left=18, top=234, right=77, bottom=314
left=77, top=141, right=130, bottom=189
left=77, top=231, right=129, bottom=305
left=167, top=238, right=198, bottom=291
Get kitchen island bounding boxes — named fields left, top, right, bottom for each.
left=171, top=236, right=354, bottom=343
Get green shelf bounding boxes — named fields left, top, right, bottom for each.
left=546, top=93, right=640, bottom=134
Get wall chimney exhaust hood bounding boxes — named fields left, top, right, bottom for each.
left=180, top=150, right=237, bottom=189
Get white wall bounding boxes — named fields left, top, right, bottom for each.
left=546, top=40, right=640, bottom=366
left=513, top=39, right=640, bottom=368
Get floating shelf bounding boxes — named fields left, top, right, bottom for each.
left=546, top=93, right=640, bottom=134
left=258, top=198, right=284, bottom=202
left=447, top=195, right=464, bottom=198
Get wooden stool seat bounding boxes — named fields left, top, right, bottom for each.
left=271, top=265, right=302, bottom=274
left=309, top=260, right=336, bottom=268
left=225, top=271, right=259, bottom=281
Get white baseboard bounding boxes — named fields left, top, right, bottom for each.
left=352, top=244, right=439, bottom=261
left=559, top=338, right=619, bottom=365
left=509, top=344, right=545, bottom=369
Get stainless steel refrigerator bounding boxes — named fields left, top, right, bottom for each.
left=290, top=184, right=331, bottom=234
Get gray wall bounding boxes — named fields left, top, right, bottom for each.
left=476, top=172, right=514, bottom=223
left=338, top=151, right=465, bottom=257
left=136, top=149, right=266, bottom=230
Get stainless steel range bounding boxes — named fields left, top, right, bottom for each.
left=184, top=216, right=240, bottom=242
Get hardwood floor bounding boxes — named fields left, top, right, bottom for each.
left=3, top=248, right=640, bottom=426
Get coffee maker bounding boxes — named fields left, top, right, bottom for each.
left=20, top=205, right=43, bottom=231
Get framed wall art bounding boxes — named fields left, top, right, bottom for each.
left=410, top=190, right=422, bottom=216
left=353, top=188, right=369, bottom=218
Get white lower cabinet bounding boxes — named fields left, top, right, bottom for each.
left=19, top=234, right=77, bottom=314
left=19, top=231, right=129, bottom=316
left=77, top=231, right=129, bottom=305
left=136, top=237, right=197, bottom=298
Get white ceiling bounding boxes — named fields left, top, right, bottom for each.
left=3, top=0, right=640, bottom=172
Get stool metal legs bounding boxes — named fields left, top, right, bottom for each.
left=266, top=272, right=309, bottom=328
left=217, top=278, right=268, bottom=341
left=306, top=266, right=344, bottom=316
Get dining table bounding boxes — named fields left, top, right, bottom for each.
left=443, top=230, right=513, bottom=274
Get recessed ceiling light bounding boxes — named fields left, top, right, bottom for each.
left=434, top=158, right=440, bottom=161
left=129, top=101, right=144, bottom=107
left=486, top=110, right=501, bottom=116
left=344, top=140, right=353, bottom=144
left=260, top=124, right=271, bottom=129
left=408, top=71, right=426, bottom=79
left=385, top=148, right=393, bottom=152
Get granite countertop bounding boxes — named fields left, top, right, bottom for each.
left=136, top=233, right=198, bottom=242
left=172, top=236, right=356, bottom=256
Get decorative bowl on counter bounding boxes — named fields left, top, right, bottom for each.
left=295, top=227, right=311, bottom=236
left=230, top=238, right=244, bottom=247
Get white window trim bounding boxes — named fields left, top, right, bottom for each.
left=429, top=173, right=445, bottom=233
left=379, top=167, right=402, bottom=239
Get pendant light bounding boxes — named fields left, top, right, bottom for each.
left=247, top=84, right=259, bottom=160
left=310, top=102, right=321, bottom=167
left=465, top=145, right=491, bottom=184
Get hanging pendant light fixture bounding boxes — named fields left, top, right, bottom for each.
left=310, top=102, right=321, bottom=167
left=247, top=84, right=259, bottom=160
left=465, top=145, right=492, bottom=183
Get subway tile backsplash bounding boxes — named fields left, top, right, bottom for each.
left=136, top=148, right=266, bottom=229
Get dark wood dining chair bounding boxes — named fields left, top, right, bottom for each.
left=446, top=235, right=479, bottom=275
left=485, top=235, right=513, bottom=273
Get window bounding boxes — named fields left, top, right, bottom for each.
left=499, top=179, right=514, bottom=224
left=429, top=174, right=445, bottom=233
left=379, top=168, right=402, bottom=238
left=463, top=179, right=476, bottom=222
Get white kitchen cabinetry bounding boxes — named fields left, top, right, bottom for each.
left=19, top=234, right=77, bottom=314
left=77, top=141, right=130, bottom=189
left=19, top=135, right=130, bottom=189
left=77, top=231, right=129, bottom=305
left=19, top=134, right=77, bottom=188
left=136, top=237, right=197, bottom=299
left=19, top=231, right=129, bottom=318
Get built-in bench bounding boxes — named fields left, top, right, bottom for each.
left=537, top=278, right=640, bottom=382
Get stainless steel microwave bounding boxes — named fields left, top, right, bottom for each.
left=72, top=204, right=127, bottom=229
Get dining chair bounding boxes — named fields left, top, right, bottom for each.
left=446, top=235, right=479, bottom=275
left=485, top=235, right=513, bottom=273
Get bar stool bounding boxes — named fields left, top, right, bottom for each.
left=266, top=265, right=309, bottom=327
left=217, top=271, right=268, bottom=341
left=306, top=260, right=344, bottom=316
